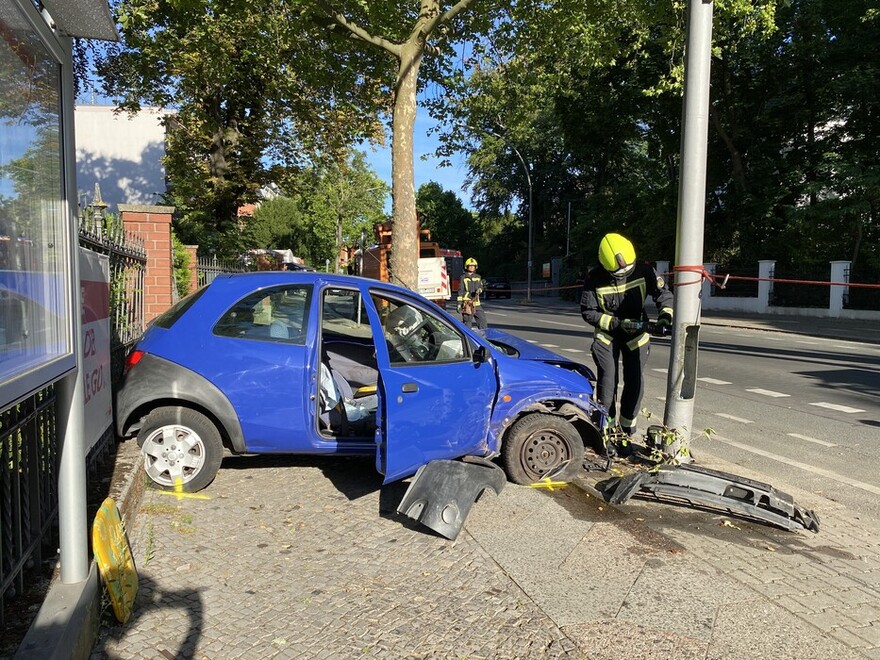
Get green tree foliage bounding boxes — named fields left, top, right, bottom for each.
left=171, top=231, right=193, bottom=299
left=245, top=150, right=388, bottom=269
left=96, top=0, right=384, bottom=258
left=416, top=182, right=479, bottom=253
left=436, top=0, right=880, bottom=287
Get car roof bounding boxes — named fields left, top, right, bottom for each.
left=207, top=271, right=415, bottom=297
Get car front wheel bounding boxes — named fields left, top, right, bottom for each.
left=502, top=413, right=584, bottom=485
left=137, top=406, right=224, bottom=492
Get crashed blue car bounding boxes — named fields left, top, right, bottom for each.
left=116, top=273, right=605, bottom=522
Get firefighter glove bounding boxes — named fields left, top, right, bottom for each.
left=620, top=319, right=645, bottom=335
left=656, top=313, right=672, bottom=328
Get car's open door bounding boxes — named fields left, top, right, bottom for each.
left=367, top=292, right=497, bottom=483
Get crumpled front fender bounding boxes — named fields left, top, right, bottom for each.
left=397, top=457, right=506, bottom=540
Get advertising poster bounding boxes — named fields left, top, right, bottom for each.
left=80, top=249, right=112, bottom=452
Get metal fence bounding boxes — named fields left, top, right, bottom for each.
left=770, top=264, right=833, bottom=308
left=197, top=254, right=247, bottom=287
left=0, top=387, right=57, bottom=628
left=78, top=209, right=148, bottom=384
left=0, top=209, right=146, bottom=627
left=844, top=263, right=880, bottom=311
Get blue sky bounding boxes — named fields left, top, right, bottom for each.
left=362, top=111, right=473, bottom=213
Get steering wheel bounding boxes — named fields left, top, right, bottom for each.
left=393, top=318, right=436, bottom=361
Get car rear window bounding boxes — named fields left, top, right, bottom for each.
left=152, top=287, right=208, bottom=329
left=213, top=285, right=312, bottom=344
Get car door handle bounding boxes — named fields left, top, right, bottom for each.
left=401, top=382, right=419, bottom=393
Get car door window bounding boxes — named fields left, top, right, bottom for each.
left=371, top=294, right=467, bottom=365
left=213, top=285, right=311, bottom=343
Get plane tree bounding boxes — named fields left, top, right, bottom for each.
left=305, top=0, right=496, bottom=290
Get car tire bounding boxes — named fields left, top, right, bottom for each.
left=137, top=406, right=224, bottom=492
left=502, top=413, right=584, bottom=485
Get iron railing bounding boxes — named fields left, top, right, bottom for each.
left=197, top=254, right=247, bottom=287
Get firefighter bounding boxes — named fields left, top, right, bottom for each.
left=458, top=257, right=487, bottom=332
left=580, top=233, right=673, bottom=442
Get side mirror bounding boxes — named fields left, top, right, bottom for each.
left=472, top=345, right=488, bottom=364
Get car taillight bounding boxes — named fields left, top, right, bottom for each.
left=124, top=350, right=145, bottom=375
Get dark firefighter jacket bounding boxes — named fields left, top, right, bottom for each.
left=580, top=261, right=673, bottom=341
left=459, top=273, right=484, bottom=307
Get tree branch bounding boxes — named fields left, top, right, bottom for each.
left=313, top=0, right=402, bottom=57
left=411, top=0, right=479, bottom=51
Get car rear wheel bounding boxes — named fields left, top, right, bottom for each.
left=502, top=413, right=584, bottom=485
left=137, top=407, right=223, bottom=492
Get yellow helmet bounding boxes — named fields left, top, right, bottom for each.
left=598, top=233, right=636, bottom=277
left=465, top=258, right=478, bottom=267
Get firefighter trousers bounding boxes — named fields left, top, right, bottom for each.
left=463, top=305, right=487, bottom=331
left=591, top=331, right=650, bottom=430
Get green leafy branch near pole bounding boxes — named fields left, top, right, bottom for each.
left=641, top=408, right=715, bottom=467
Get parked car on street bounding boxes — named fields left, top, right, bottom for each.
left=485, top=276, right=512, bottom=299
left=116, top=272, right=604, bottom=513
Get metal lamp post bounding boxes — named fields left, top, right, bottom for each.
left=508, top=146, right=533, bottom=303
left=461, top=124, right=534, bottom=302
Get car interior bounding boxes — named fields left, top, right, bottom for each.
left=319, top=287, right=380, bottom=439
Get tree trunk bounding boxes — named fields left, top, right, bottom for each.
left=389, top=42, right=423, bottom=291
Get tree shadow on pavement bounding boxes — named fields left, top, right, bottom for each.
left=92, top=573, right=204, bottom=660
left=216, top=454, right=423, bottom=533
left=219, top=454, right=384, bottom=501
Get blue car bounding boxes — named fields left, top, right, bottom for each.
left=116, top=272, right=604, bottom=513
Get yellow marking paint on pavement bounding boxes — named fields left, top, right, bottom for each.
left=154, top=477, right=212, bottom=501
left=530, top=477, right=569, bottom=491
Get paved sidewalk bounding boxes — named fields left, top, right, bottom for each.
left=90, top=442, right=879, bottom=659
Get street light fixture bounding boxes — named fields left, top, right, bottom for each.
left=482, top=129, right=533, bottom=303
left=508, top=146, right=533, bottom=303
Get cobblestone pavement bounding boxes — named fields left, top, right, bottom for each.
left=92, top=455, right=577, bottom=660
left=90, top=442, right=878, bottom=660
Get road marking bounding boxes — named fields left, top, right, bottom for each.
left=698, top=377, right=731, bottom=385
left=795, top=340, right=820, bottom=345
left=764, top=337, right=785, bottom=341
left=809, top=402, right=866, bottom=414
left=652, top=368, right=668, bottom=374
left=562, top=348, right=584, bottom=353
left=787, top=433, right=837, bottom=448
left=539, top=343, right=559, bottom=348
left=542, top=319, right=586, bottom=329
left=714, top=413, right=753, bottom=424
left=746, top=388, right=790, bottom=398
left=485, top=311, right=508, bottom=317
left=711, top=435, right=880, bottom=496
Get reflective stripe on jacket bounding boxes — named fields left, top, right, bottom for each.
left=459, top=273, right=484, bottom=306
left=580, top=262, right=673, bottom=340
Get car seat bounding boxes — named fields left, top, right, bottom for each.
left=319, top=360, right=378, bottom=437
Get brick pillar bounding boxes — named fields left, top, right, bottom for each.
left=184, top=245, right=199, bottom=294
left=120, top=204, right=176, bottom=324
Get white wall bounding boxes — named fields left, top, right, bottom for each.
left=74, top=105, right=172, bottom=210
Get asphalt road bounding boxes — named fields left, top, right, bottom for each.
left=482, top=300, right=880, bottom=525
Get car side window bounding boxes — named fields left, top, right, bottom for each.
left=213, top=285, right=311, bottom=344
left=371, top=294, right=467, bottom=365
